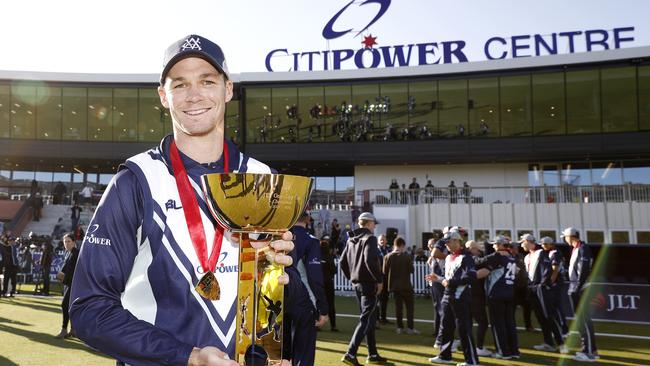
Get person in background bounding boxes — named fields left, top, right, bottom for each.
left=340, top=212, right=388, bottom=366
left=330, top=218, right=341, bottom=254
left=510, top=244, right=533, bottom=332
left=1, top=233, right=19, bottom=297
left=427, top=230, right=479, bottom=366
left=70, top=201, right=83, bottom=231
left=377, top=234, right=391, bottom=325
left=426, top=237, right=445, bottom=347
left=563, top=227, right=599, bottom=362
left=320, top=234, right=339, bottom=332
left=465, top=240, right=491, bottom=358
left=383, top=236, right=418, bottom=335
left=32, top=192, right=44, bottom=221
left=40, top=239, right=53, bottom=296
left=520, top=234, right=567, bottom=354
left=540, top=236, right=569, bottom=338
left=55, top=233, right=79, bottom=339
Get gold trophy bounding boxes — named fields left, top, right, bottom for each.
left=201, top=173, right=313, bottom=366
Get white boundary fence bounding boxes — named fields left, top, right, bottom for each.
left=333, top=259, right=431, bottom=294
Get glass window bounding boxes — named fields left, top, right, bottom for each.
left=225, top=100, right=240, bottom=145
left=245, top=88, right=271, bottom=143
left=99, top=173, right=114, bottom=185
left=561, top=162, right=591, bottom=185
left=567, top=70, right=601, bottom=134
left=468, top=77, right=499, bottom=137
left=408, top=80, right=437, bottom=140
left=35, top=170, right=53, bottom=195
left=113, top=88, right=138, bottom=142
left=87, top=88, right=113, bottom=141
left=11, top=83, right=37, bottom=139
left=611, top=231, right=630, bottom=244
left=438, top=79, right=467, bottom=138
left=623, top=161, right=650, bottom=184
left=13, top=170, right=35, bottom=182
left=474, top=229, right=490, bottom=241
left=351, top=83, right=379, bottom=142
left=586, top=231, right=604, bottom=243
left=532, top=72, right=565, bottom=136
left=335, top=176, right=354, bottom=205
left=36, top=86, right=62, bottom=140
left=592, top=162, right=622, bottom=185
left=495, top=229, right=512, bottom=238
left=639, top=66, right=650, bottom=131
left=381, top=82, right=409, bottom=139
left=0, top=170, right=10, bottom=180
left=0, top=84, right=11, bottom=138
left=602, top=67, right=637, bottom=132
left=62, top=87, right=88, bottom=140
left=637, top=231, right=650, bottom=244
left=297, top=86, right=325, bottom=142
left=138, top=88, right=166, bottom=142
left=542, top=164, right=560, bottom=186
left=500, top=75, right=532, bottom=137
left=528, top=164, right=542, bottom=186
left=271, top=87, right=298, bottom=143
left=539, top=230, right=557, bottom=241
left=324, top=85, right=351, bottom=142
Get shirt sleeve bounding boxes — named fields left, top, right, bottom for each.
left=69, top=169, right=194, bottom=366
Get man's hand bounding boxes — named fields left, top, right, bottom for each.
left=376, top=283, right=383, bottom=295
left=425, top=273, right=438, bottom=282
left=442, top=279, right=449, bottom=288
left=315, top=314, right=329, bottom=328
left=56, top=271, right=65, bottom=282
left=187, top=347, right=238, bottom=366
left=231, top=231, right=294, bottom=285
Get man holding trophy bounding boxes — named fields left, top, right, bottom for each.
left=70, top=35, right=305, bottom=366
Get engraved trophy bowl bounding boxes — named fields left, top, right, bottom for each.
left=201, top=173, right=314, bottom=366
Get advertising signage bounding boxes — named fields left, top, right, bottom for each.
left=264, top=0, right=637, bottom=72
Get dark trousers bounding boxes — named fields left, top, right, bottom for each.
left=514, top=286, right=532, bottom=328
left=2, top=266, right=17, bottom=295
left=393, top=289, right=414, bottom=329
left=531, top=286, right=564, bottom=347
left=283, top=305, right=317, bottom=366
left=430, top=283, right=444, bottom=342
left=555, top=283, right=570, bottom=334
left=438, top=295, right=479, bottom=364
left=347, top=282, right=379, bottom=357
left=41, top=268, right=51, bottom=294
left=470, top=297, right=489, bottom=349
left=324, top=279, right=337, bottom=329
left=62, top=285, right=71, bottom=328
left=378, top=287, right=389, bottom=321
left=487, top=297, right=519, bottom=357
left=570, top=290, right=598, bottom=355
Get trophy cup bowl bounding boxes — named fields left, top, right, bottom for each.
left=201, top=172, right=314, bottom=366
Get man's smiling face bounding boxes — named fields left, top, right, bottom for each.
left=158, top=57, right=233, bottom=138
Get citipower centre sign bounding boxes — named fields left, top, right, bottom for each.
left=264, top=0, right=637, bottom=72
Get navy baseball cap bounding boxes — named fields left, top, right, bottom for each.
left=160, top=34, right=230, bottom=85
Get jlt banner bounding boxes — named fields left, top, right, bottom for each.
left=578, top=282, right=649, bottom=324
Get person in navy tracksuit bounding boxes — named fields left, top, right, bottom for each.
left=563, top=227, right=598, bottom=362
left=427, top=238, right=446, bottom=346
left=540, top=236, right=569, bottom=337
left=428, top=230, right=479, bottom=366
left=285, top=212, right=329, bottom=366
left=519, top=234, right=567, bottom=354
left=475, top=236, right=519, bottom=359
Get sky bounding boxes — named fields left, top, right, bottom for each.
left=0, top=0, right=648, bottom=75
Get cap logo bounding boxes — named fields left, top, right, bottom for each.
left=181, top=37, right=202, bottom=51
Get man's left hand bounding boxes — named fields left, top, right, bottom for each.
left=315, top=315, right=329, bottom=328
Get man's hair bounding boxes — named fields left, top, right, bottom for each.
left=62, top=233, right=75, bottom=242
left=394, top=236, right=406, bottom=247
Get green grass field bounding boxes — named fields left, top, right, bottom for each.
left=1, top=289, right=649, bottom=365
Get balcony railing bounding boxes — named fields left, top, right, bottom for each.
left=360, top=184, right=650, bottom=206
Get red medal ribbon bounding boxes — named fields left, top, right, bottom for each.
left=169, top=139, right=229, bottom=274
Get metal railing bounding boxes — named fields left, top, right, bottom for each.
left=362, top=184, right=650, bottom=205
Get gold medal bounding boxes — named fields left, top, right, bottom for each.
left=196, top=271, right=221, bottom=300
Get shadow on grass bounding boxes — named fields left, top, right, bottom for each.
left=0, top=317, right=31, bottom=326
left=2, top=298, right=61, bottom=314
left=0, top=355, right=18, bottom=365
left=0, top=323, right=110, bottom=360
